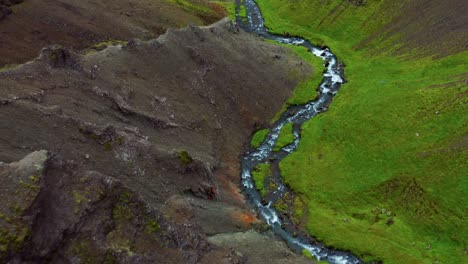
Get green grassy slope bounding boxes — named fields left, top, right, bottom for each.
left=252, top=163, right=271, bottom=197
left=248, top=0, right=467, bottom=263
left=167, top=0, right=227, bottom=23
left=274, top=123, right=295, bottom=151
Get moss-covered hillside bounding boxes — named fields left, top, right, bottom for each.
left=245, top=0, right=467, bottom=263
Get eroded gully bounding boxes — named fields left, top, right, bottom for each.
left=237, top=1, right=362, bottom=263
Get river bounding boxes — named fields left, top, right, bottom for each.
left=237, top=1, right=362, bottom=263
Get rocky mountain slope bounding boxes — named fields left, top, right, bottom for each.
left=0, top=12, right=317, bottom=264
left=0, top=0, right=225, bottom=66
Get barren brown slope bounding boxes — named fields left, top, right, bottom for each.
left=357, top=0, right=468, bottom=57
left=0, top=0, right=225, bottom=66
left=0, top=20, right=315, bottom=263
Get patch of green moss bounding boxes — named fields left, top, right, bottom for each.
left=67, top=239, right=100, bottom=263
left=29, top=175, right=39, bottom=183
left=103, top=141, right=113, bottom=151
left=266, top=177, right=278, bottom=193
left=212, top=1, right=236, bottom=20
left=72, top=190, right=87, bottom=205
left=112, top=204, right=133, bottom=224
left=0, top=64, right=20, bottom=73
left=103, top=252, right=117, bottom=264
left=116, top=136, right=124, bottom=145
left=178, top=150, right=193, bottom=165
left=273, top=199, right=288, bottom=214
left=107, top=230, right=135, bottom=256
left=0, top=225, right=30, bottom=255
left=50, top=52, right=58, bottom=61
left=0, top=214, right=13, bottom=224
left=119, top=190, right=134, bottom=204
left=112, top=191, right=138, bottom=227
left=252, top=163, right=270, bottom=197
left=292, top=196, right=305, bottom=220
left=238, top=0, right=247, bottom=18
left=18, top=173, right=42, bottom=192
left=273, top=123, right=295, bottom=151
left=12, top=227, right=29, bottom=247
left=79, top=128, right=99, bottom=139
left=82, top=40, right=128, bottom=55
left=167, top=0, right=214, bottom=16
left=11, top=205, right=24, bottom=216
left=302, top=249, right=328, bottom=263
left=145, top=219, right=160, bottom=236
left=251, top=129, right=269, bottom=148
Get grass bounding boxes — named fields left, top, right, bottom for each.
left=82, top=40, right=128, bottom=55
left=283, top=44, right=325, bottom=106
left=252, top=163, right=271, bottom=197
left=178, top=150, right=193, bottom=165
left=167, top=0, right=226, bottom=23
left=213, top=1, right=236, bottom=20
left=274, top=123, right=295, bottom=151
left=0, top=64, right=20, bottom=73
left=145, top=219, right=160, bottom=235
left=251, top=129, right=269, bottom=148
left=269, top=41, right=325, bottom=122
left=238, top=0, right=247, bottom=19
left=168, top=0, right=215, bottom=14
left=236, top=0, right=468, bottom=263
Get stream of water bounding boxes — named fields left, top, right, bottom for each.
left=237, top=1, right=362, bottom=263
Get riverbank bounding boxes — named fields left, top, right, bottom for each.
left=240, top=0, right=467, bottom=263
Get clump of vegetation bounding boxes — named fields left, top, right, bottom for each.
left=212, top=1, right=236, bottom=20
left=116, top=136, right=124, bottom=145
left=273, top=198, right=288, bottom=214
left=67, top=239, right=97, bottom=263
left=301, top=249, right=314, bottom=260
left=72, top=190, right=89, bottom=214
left=82, top=40, right=128, bottom=54
left=267, top=41, right=325, bottom=122
left=72, top=190, right=87, bottom=205
left=178, top=150, right=193, bottom=165
left=238, top=0, right=247, bottom=18
left=103, top=141, right=113, bottom=151
left=291, top=196, right=306, bottom=224
left=0, top=64, right=19, bottom=73
left=273, top=123, right=295, bottom=151
left=251, top=129, right=269, bottom=148
left=301, top=249, right=328, bottom=263
left=19, top=174, right=41, bottom=192
left=107, top=232, right=134, bottom=256
left=285, top=47, right=324, bottom=105
left=0, top=224, right=30, bottom=258
left=252, top=163, right=271, bottom=197
left=145, top=219, right=160, bottom=235
left=168, top=0, right=226, bottom=24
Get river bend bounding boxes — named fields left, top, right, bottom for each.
left=237, top=1, right=362, bottom=263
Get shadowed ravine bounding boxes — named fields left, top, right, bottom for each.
left=237, top=1, right=362, bottom=263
